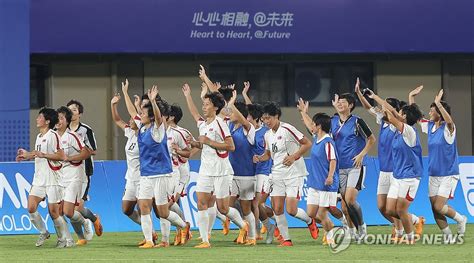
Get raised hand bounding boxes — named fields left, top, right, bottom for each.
left=148, top=85, right=159, bottom=101
left=133, top=95, right=141, bottom=108
left=434, top=89, right=444, bottom=104
left=121, top=78, right=129, bottom=93
left=354, top=77, right=361, bottom=93
left=111, top=93, right=121, bottom=105
left=228, top=90, right=237, bottom=105
left=297, top=98, right=309, bottom=113
left=332, top=94, right=339, bottom=108
left=243, top=81, right=250, bottom=94
left=409, top=85, right=424, bottom=97
left=199, top=64, right=207, bottom=80
left=215, top=82, right=221, bottom=90
left=182, top=83, right=191, bottom=97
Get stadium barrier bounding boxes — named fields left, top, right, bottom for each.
left=1, top=157, right=473, bottom=235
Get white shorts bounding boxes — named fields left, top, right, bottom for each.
left=339, top=167, right=366, bottom=193
left=256, top=174, right=269, bottom=193
left=429, top=175, right=459, bottom=199
left=270, top=176, right=304, bottom=198
left=123, top=180, right=140, bottom=201
left=231, top=176, right=256, bottom=201
left=62, top=180, right=85, bottom=204
left=196, top=174, right=232, bottom=199
left=138, top=175, right=175, bottom=206
left=377, top=171, right=393, bottom=195
left=387, top=177, right=420, bottom=201
left=306, top=188, right=338, bottom=207
left=30, top=185, right=63, bottom=204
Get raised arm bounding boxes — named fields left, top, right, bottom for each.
left=434, top=89, right=454, bottom=133
left=408, top=85, right=423, bottom=105
left=368, top=90, right=401, bottom=120
left=148, top=85, right=163, bottom=127
left=110, top=93, right=127, bottom=130
left=200, top=82, right=209, bottom=101
left=199, top=65, right=218, bottom=92
left=383, top=106, right=404, bottom=132
left=182, top=83, right=203, bottom=122
left=354, top=77, right=373, bottom=111
left=133, top=95, right=142, bottom=115
left=228, top=90, right=252, bottom=132
left=331, top=94, right=339, bottom=113
left=297, top=98, right=314, bottom=134
left=121, top=79, right=138, bottom=117
left=242, top=81, right=253, bottom=105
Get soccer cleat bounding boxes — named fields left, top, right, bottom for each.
left=154, top=241, right=170, bottom=248
left=139, top=241, right=154, bottom=249
left=35, top=231, right=50, bottom=247
left=83, top=219, right=94, bottom=241
left=277, top=235, right=284, bottom=242
left=308, top=218, right=319, bottom=239
left=244, top=239, right=257, bottom=246
left=222, top=217, right=230, bottom=235
left=93, top=214, right=103, bottom=236
left=197, top=233, right=211, bottom=242
left=256, top=234, right=263, bottom=241
left=278, top=240, right=293, bottom=247
left=414, top=216, right=425, bottom=237
left=236, top=221, right=249, bottom=244
left=138, top=239, right=146, bottom=246
left=76, top=239, right=88, bottom=246
left=194, top=241, right=211, bottom=249
left=274, top=226, right=280, bottom=238
left=66, top=239, right=75, bottom=248
left=261, top=224, right=267, bottom=234
left=56, top=239, right=67, bottom=248
left=457, top=215, right=467, bottom=235
left=174, top=230, right=182, bottom=246
left=180, top=222, right=191, bottom=245
left=391, top=225, right=396, bottom=239
left=266, top=224, right=276, bottom=244
left=322, top=233, right=328, bottom=246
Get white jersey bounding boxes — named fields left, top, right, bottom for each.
left=198, top=116, right=234, bottom=176
left=32, top=129, right=63, bottom=186
left=167, top=126, right=188, bottom=171
left=264, top=122, right=308, bottom=180
left=59, top=129, right=87, bottom=185
left=124, top=126, right=140, bottom=181
left=176, top=125, right=195, bottom=165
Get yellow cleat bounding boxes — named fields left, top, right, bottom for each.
left=174, top=230, right=182, bottom=246
left=180, top=222, right=191, bottom=245
left=261, top=225, right=267, bottom=234
left=154, top=241, right=169, bottom=248
left=139, top=241, right=154, bottom=249
left=236, top=221, right=249, bottom=244
left=138, top=232, right=157, bottom=246
left=222, top=217, right=230, bottom=235
left=76, top=239, right=87, bottom=246
left=194, top=241, right=211, bottom=248
left=322, top=233, right=328, bottom=245
left=244, top=239, right=257, bottom=246
left=414, top=216, right=425, bottom=237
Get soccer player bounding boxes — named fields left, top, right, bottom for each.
left=67, top=99, right=103, bottom=238
left=136, top=86, right=191, bottom=249
left=354, top=79, right=414, bottom=240
left=331, top=91, right=376, bottom=240
left=110, top=94, right=142, bottom=228
left=16, top=108, right=68, bottom=247
left=253, top=102, right=317, bottom=247
left=182, top=83, right=249, bottom=249
left=226, top=91, right=258, bottom=245
left=297, top=99, right=339, bottom=244
left=409, top=87, right=467, bottom=242
left=55, top=106, right=91, bottom=247
left=370, top=91, right=423, bottom=244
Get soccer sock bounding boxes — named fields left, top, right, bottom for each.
left=406, top=231, right=414, bottom=241
left=275, top=214, right=290, bottom=240
left=216, top=206, right=226, bottom=222
left=207, top=205, right=217, bottom=234
left=359, top=223, right=367, bottom=235
left=346, top=205, right=361, bottom=229
left=128, top=210, right=141, bottom=225
left=396, top=229, right=404, bottom=237
left=349, top=227, right=357, bottom=238
left=170, top=203, right=185, bottom=220
left=226, top=207, right=245, bottom=229
left=60, top=216, right=73, bottom=241
left=29, top=211, right=47, bottom=234
left=79, top=207, right=97, bottom=222
left=53, top=218, right=64, bottom=240
left=294, top=208, right=312, bottom=224
left=71, top=211, right=86, bottom=240
left=262, top=218, right=271, bottom=229
left=453, top=212, right=464, bottom=223
left=352, top=201, right=365, bottom=225
left=198, top=210, right=209, bottom=243
left=141, top=214, right=153, bottom=242
left=160, top=219, right=171, bottom=243
left=411, top=214, right=419, bottom=224
left=244, top=212, right=256, bottom=240
left=166, top=211, right=186, bottom=229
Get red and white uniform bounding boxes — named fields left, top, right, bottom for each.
left=123, top=126, right=140, bottom=201
left=30, top=129, right=63, bottom=203
left=167, top=126, right=188, bottom=197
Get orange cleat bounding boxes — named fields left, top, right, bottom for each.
left=222, top=217, right=230, bottom=235
left=244, top=239, right=257, bottom=246
left=236, top=221, right=249, bottom=244
left=93, top=214, right=103, bottom=237
left=278, top=240, right=293, bottom=247
left=180, top=222, right=191, bottom=245
left=308, top=218, right=319, bottom=239
left=414, top=216, right=425, bottom=237
left=154, top=241, right=170, bottom=248
left=139, top=241, right=154, bottom=249
left=261, top=224, right=267, bottom=234
left=194, top=241, right=211, bottom=248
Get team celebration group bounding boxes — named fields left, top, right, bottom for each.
left=16, top=65, right=467, bottom=249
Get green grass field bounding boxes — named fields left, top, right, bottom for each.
left=1, top=225, right=473, bottom=262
